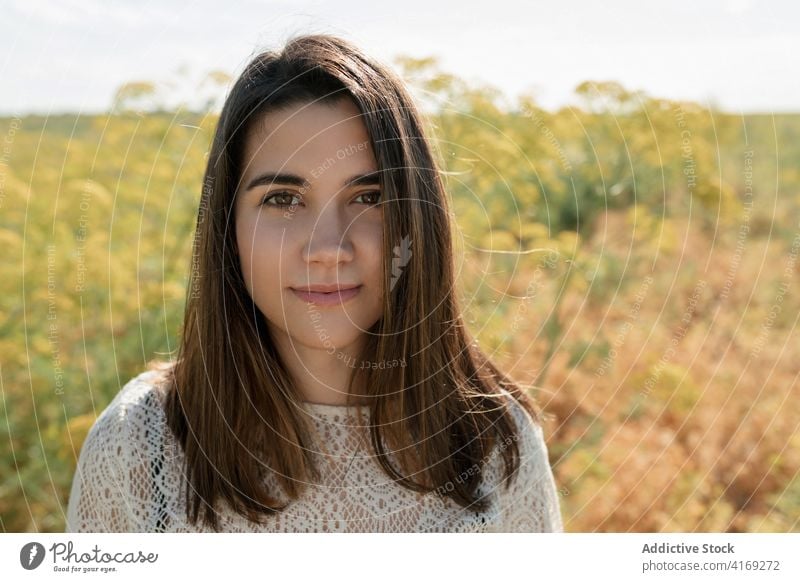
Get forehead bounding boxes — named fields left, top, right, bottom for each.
left=242, top=97, right=377, bottom=173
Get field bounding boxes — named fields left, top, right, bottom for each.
left=1, top=60, right=798, bottom=532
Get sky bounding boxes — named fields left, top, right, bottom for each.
left=2, top=0, right=798, bottom=116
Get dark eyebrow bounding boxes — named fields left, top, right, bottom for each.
left=244, top=172, right=310, bottom=192
left=244, top=170, right=381, bottom=192
left=343, top=171, right=382, bottom=188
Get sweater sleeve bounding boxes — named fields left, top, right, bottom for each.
left=66, top=390, right=140, bottom=532
left=492, top=401, right=564, bottom=532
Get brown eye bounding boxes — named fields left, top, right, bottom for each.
left=260, top=192, right=302, bottom=208
left=355, top=190, right=381, bottom=206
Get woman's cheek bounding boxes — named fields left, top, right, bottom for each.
left=360, top=222, right=385, bottom=291
left=252, top=227, right=287, bottom=284
left=237, top=216, right=282, bottom=298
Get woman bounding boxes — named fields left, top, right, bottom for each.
left=66, top=33, right=564, bottom=533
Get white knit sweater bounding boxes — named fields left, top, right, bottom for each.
left=66, top=370, right=564, bottom=532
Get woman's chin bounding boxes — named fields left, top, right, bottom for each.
left=282, top=329, right=364, bottom=353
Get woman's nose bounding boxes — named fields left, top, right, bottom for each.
left=302, top=205, right=355, bottom=265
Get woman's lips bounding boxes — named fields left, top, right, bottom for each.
left=290, top=285, right=362, bottom=306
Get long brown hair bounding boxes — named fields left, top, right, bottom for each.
left=155, top=33, right=545, bottom=531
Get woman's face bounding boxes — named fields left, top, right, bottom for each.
left=234, top=97, right=384, bottom=358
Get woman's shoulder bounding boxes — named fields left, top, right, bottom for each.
left=114, top=368, right=170, bottom=414
left=82, top=369, right=171, bottom=452
left=485, top=388, right=564, bottom=532
left=481, top=388, right=553, bottom=491
left=67, top=369, right=173, bottom=532
left=496, top=387, right=548, bottom=449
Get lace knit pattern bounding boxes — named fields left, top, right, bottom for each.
left=66, top=370, right=564, bottom=532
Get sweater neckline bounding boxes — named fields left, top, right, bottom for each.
left=300, top=400, right=371, bottom=418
